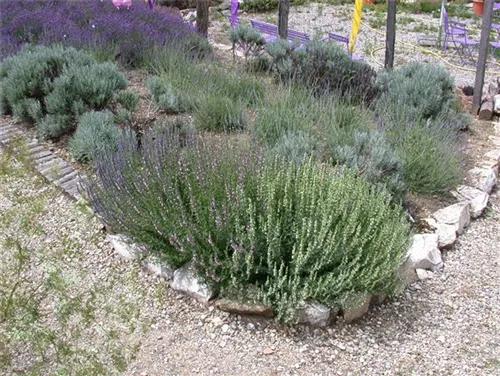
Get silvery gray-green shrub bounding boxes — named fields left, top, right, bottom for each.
left=0, top=45, right=129, bottom=140
left=333, top=130, right=406, bottom=202
left=228, top=24, right=265, bottom=61
left=375, top=61, right=455, bottom=120
left=69, top=111, right=124, bottom=163
left=146, top=76, right=182, bottom=114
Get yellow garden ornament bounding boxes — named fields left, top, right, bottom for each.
left=349, top=0, right=364, bottom=55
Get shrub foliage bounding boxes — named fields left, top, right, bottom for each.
left=87, top=130, right=411, bottom=322
left=267, top=40, right=377, bottom=102
left=0, top=45, right=128, bottom=140
left=0, top=0, right=209, bottom=66
left=69, top=111, right=124, bottom=163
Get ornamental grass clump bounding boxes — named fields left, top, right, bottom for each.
left=87, top=129, right=411, bottom=322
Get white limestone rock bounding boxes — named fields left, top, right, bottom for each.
left=484, top=149, right=500, bottom=162
left=142, top=255, right=175, bottom=280
left=342, top=294, right=372, bottom=323
left=295, top=300, right=333, bottom=327
left=451, top=185, right=489, bottom=219
left=170, top=264, right=215, bottom=303
left=467, top=167, right=498, bottom=194
left=431, top=202, right=471, bottom=235
left=407, top=234, right=443, bottom=272
left=416, top=268, right=435, bottom=281
left=423, top=217, right=457, bottom=248
left=107, top=234, right=143, bottom=260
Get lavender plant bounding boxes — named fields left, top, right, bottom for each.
left=0, top=0, right=209, bottom=66
left=69, top=110, right=124, bottom=163
left=0, top=45, right=130, bottom=141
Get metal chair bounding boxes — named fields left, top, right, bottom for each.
left=490, top=23, right=500, bottom=60
left=449, top=20, right=478, bottom=65
left=442, top=6, right=468, bottom=52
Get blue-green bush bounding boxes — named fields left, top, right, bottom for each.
left=0, top=45, right=129, bottom=140
left=332, top=130, right=406, bottom=201
left=267, top=40, right=378, bottom=103
left=68, top=111, right=124, bottom=163
left=375, top=62, right=456, bottom=121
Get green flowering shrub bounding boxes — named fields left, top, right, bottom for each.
left=87, top=130, right=411, bottom=322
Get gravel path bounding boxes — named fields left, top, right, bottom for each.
left=1, top=136, right=498, bottom=375
left=127, top=194, right=500, bottom=375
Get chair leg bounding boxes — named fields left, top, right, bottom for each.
left=443, top=35, right=448, bottom=52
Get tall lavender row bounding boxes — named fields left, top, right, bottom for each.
left=0, top=0, right=209, bottom=65
left=86, top=129, right=263, bottom=270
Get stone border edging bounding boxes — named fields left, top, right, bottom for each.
left=1, top=121, right=499, bottom=327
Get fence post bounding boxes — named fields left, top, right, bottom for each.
left=384, top=0, right=396, bottom=69
left=278, top=0, right=290, bottom=39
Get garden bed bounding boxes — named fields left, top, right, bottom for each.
left=1, top=0, right=499, bottom=327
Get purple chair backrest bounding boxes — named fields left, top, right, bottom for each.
left=250, top=19, right=278, bottom=35
left=328, top=32, right=349, bottom=49
left=442, top=7, right=450, bottom=34
left=230, top=0, right=239, bottom=28
left=288, top=29, right=310, bottom=43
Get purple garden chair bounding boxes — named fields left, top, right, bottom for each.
left=442, top=6, right=467, bottom=52
left=490, top=23, right=500, bottom=60
left=449, top=20, right=478, bottom=65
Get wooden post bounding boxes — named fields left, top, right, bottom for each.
left=437, top=0, right=446, bottom=49
left=278, top=0, right=290, bottom=39
left=384, top=0, right=396, bottom=69
left=472, top=0, right=494, bottom=115
left=196, top=0, right=210, bottom=38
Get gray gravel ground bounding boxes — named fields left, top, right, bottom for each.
left=210, top=2, right=500, bottom=88
left=1, top=138, right=499, bottom=375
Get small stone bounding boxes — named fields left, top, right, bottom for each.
left=170, top=263, right=216, bottom=303
left=406, top=234, right=443, bottom=272
left=107, top=234, right=143, bottom=260
left=422, top=218, right=457, bottom=248
left=211, top=317, right=224, bottom=326
left=451, top=185, right=489, bottom=219
left=416, top=268, right=434, bottom=280
left=295, top=300, right=333, bottom=327
left=221, top=324, right=230, bottom=333
left=484, top=149, right=500, bottom=162
left=246, top=323, right=256, bottom=330
left=431, top=202, right=470, bottom=235
left=142, top=255, right=175, bottom=280
left=437, top=335, right=445, bottom=343
left=467, top=167, right=498, bottom=194
left=262, top=348, right=274, bottom=355
left=488, top=135, right=500, bottom=147
left=215, top=299, right=274, bottom=318
left=342, top=294, right=372, bottom=323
